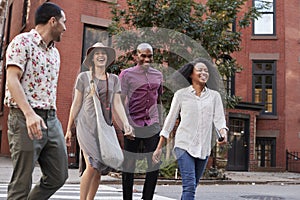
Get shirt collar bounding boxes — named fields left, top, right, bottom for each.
left=188, top=85, right=207, bottom=95
left=135, top=64, right=150, bottom=73
left=30, top=29, right=55, bottom=49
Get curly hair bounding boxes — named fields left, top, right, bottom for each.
left=169, top=57, right=222, bottom=93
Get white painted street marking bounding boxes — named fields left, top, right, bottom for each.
left=0, top=184, right=175, bottom=200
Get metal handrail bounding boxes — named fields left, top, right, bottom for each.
left=286, top=150, right=300, bottom=171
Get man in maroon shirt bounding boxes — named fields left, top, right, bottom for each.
left=119, top=43, right=163, bottom=200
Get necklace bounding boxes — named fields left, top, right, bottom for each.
left=92, top=74, right=110, bottom=111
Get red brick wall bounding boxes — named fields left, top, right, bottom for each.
left=1, top=0, right=300, bottom=172
left=233, top=0, right=294, bottom=170
left=0, top=0, right=128, bottom=155
left=227, top=109, right=260, bottom=171
left=283, top=0, right=300, bottom=153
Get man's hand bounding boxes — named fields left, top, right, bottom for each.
left=6, top=66, right=47, bottom=140
left=25, top=112, right=47, bottom=140
left=152, top=148, right=162, bottom=165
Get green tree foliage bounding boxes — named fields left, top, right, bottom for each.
left=108, top=0, right=264, bottom=109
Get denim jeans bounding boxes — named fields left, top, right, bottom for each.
left=174, top=147, right=208, bottom=200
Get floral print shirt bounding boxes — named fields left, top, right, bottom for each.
left=4, top=29, right=60, bottom=110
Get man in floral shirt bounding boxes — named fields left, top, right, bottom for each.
left=4, top=2, right=68, bottom=199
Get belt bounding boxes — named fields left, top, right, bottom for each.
left=10, top=107, right=56, bottom=118
left=33, top=108, right=56, bottom=118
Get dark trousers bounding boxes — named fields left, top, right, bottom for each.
left=7, top=108, right=68, bottom=200
left=122, top=128, right=160, bottom=200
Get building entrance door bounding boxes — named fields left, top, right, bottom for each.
left=227, top=117, right=249, bottom=171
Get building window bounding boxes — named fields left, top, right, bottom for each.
left=22, top=0, right=29, bottom=30
left=81, top=24, right=110, bottom=72
left=253, top=0, right=275, bottom=35
left=216, top=20, right=236, bottom=97
left=256, top=137, right=276, bottom=167
left=0, top=4, right=12, bottom=114
left=216, top=54, right=235, bottom=96
left=224, top=75, right=235, bottom=97
left=229, top=118, right=245, bottom=137
left=252, top=60, right=276, bottom=115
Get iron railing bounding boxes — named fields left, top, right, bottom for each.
left=286, top=150, right=300, bottom=172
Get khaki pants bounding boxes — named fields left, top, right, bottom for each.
left=7, top=108, right=68, bottom=200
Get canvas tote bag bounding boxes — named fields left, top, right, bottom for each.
left=88, top=72, right=124, bottom=170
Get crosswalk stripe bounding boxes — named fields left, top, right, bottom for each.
left=0, top=184, right=175, bottom=200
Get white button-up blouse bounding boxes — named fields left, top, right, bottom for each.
left=160, top=85, right=227, bottom=159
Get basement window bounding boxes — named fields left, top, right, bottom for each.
left=256, top=137, right=276, bottom=167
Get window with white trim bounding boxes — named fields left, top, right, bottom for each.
left=253, top=0, right=275, bottom=35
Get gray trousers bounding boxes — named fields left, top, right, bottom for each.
left=7, top=108, right=68, bottom=200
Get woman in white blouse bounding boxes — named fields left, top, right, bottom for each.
left=152, top=57, right=228, bottom=200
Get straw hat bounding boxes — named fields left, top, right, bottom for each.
left=83, top=42, right=116, bottom=69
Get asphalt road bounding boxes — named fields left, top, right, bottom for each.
left=110, top=183, right=300, bottom=200
left=1, top=183, right=299, bottom=199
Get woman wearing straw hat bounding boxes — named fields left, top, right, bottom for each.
left=65, top=42, right=134, bottom=199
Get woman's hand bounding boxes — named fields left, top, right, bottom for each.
left=65, top=130, right=73, bottom=147
left=123, top=123, right=135, bottom=140
left=217, top=128, right=228, bottom=145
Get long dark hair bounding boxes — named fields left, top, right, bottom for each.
left=89, top=51, right=110, bottom=110
left=171, top=57, right=222, bottom=92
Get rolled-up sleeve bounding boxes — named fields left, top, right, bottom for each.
left=160, top=92, right=181, bottom=139
left=119, top=70, right=129, bottom=96
left=213, top=92, right=227, bottom=130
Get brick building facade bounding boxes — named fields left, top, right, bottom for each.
left=0, top=0, right=299, bottom=172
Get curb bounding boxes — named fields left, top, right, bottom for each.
left=86, top=177, right=300, bottom=186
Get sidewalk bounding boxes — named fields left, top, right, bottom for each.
left=1, top=156, right=300, bottom=185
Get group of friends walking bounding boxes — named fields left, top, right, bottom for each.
left=4, top=2, right=228, bottom=200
